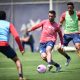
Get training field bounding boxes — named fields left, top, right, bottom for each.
left=0, top=50, right=80, bottom=80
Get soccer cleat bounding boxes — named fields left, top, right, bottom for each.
left=56, top=65, right=61, bottom=72
left=47, top=65, right=53, bottom=71
left=65, top=58, right=71, bottom=66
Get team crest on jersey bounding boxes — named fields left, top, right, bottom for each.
left=49, top=26, right=55, bottom=30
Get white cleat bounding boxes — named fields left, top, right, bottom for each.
left=65, top=58, right=71, bottom=66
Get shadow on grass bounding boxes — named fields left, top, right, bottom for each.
left=50, top=70, right=73, bottom=73
left=68, top=67, right=80, bottom=71
left=50, top=67, right=80, bottom=73
left=24, top=78, right=31, bottom=80
left=51, top=70, right=65, bottom=73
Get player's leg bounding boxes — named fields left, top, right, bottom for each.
left=57, top=34, right=71, bottom=66
left=39, top=44, right=52, bottom=71
left=75, top=43, right=80, bottom=56
left=46, top=41, right=61, bottom=72
left=41, top=53, right=47, bottom=62
left=30, top=43, right=34, bottom=52
left=73, top=33, right=80, bottom=56
left=12, top=56, right=23, bottom=80
left=0, top=46, right=24, bottom=80
left=39, top=42, right=50, bottom=72
left=9, top=47, right=23, bottom=80
left=58, top=47, right=71, bottom=66
left=39, top=43, right=47, bottom=62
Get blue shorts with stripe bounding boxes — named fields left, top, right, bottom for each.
left=63, top=33, right=80, bottom=46
left=0, top=45, right=17, bottom=59
left=39, top=41, right=55, bottom=54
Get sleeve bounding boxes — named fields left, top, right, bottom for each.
left=10, top=23, right=24, bottom=51
left=29, top=20, right=45, bottom=31
left=77, top=11, right=80, bottom=20
left=60, top=12, right=66, bottom=24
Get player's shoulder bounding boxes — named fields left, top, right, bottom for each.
left=62, top=11, right=65, bottom=16
left=76, top=11, right=80, bottom=15
left=42, top=19, right=48, bottom=22
left=40, top=19, right=48, bottom=23
left=61, top=11, right=66, bottom=15
left=0, top=20, right=10, bottom=26
left=60, top=11, right=66, bottom=18
left=0, top=20, right=10, bottom=23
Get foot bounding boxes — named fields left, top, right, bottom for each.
left=56, top=65, right=61, bottom=72
left=47, top=65, right=53, bottom=71
left=65, top=58, right=71, bottom=66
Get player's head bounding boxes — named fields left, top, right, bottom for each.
left=0, top=11, right=6, bottom=20
left=48, top=10, right=56, bottom=22
left=67, top=2, right=74, bottom=14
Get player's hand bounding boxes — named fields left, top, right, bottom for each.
left=21, top=50, right=24, bottom=55
left=19, top=44, right=24, bottom=55
left=27, top=28, right=31, bottom=32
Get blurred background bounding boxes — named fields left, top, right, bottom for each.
left=0, top=0, right=80, bottom=51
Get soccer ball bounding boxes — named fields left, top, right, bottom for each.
left=37, top=64, right=47, bottom=73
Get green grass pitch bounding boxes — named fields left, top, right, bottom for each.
left=0, top=50, right=80, bottom=80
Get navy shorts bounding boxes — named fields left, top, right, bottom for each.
left=39, top=41, right=55, bottom=54
left=63, top=33, right=80, bottom=46
left=0, top=45, right=17, bottom=59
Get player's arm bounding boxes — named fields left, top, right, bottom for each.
left=21, top=36, right=30, bottom=42
left=10, top=23, right=24, bottom=54
left=59, top=12, right=66, bottom=27
left=21, top=33, right=30, bottom=42
left=28, top=20, right=45, bottom=32
left=77, top=11, right=80, bottom=20
left=58, top=12, right=66, bottom=43
left=77, top=11, right=80, bottom=33
left=57, top=27, right=63, bottom=46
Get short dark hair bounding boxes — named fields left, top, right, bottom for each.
left=67, top=2, right=74, bottom=7
left=49, top=10, right=56, bottom=15
left=0, top=11, right=6, bottom=20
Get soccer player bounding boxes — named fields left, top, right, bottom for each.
left=58, top=2, right=80, bottom=66
left=0, top=11, right=24, bottom=80
left=27, top=10, right=66, bottom=72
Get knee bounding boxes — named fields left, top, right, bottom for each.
left=12, top=56, right=20, bottom=63
left=57, top=47, right=64, bottom=53
left=75, top=43, right=80, bottom=50
left=41, top=53, right=47, bottom=60
left=46, top=48, right=52, bottom=53
left=12, top=57, right=22, bottom=68
left=57, top=47, right=62, bottom=51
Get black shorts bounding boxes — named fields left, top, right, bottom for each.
left=0, top=45, right=17, bottom=59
